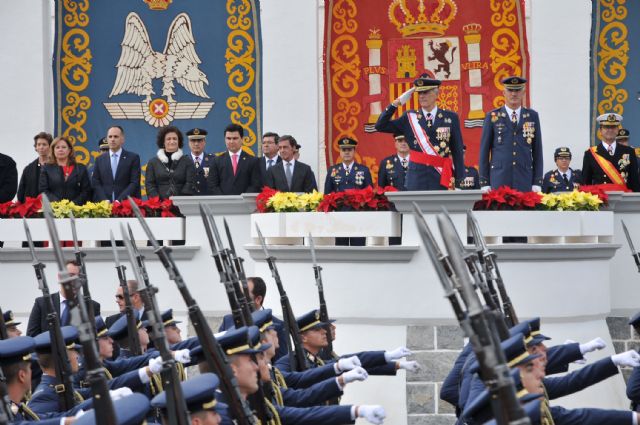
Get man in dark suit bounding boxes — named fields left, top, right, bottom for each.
left=265, top=135, right=317, bottom=193
left=186, top=128, right=215, bottom=195
left=105, top=279, right=146, bottom=328
left=259, top=132, right=282, bottom=183
left=0, top=152, right=17, bottom=203
left=377, top=133, right=409, bottom=190
left=26, top=260, right=101, bottom=337
left=91, top=126, right=141, bottom=202
left=375, top=74, right=465, bottom=190
left=582, top=113, right=640, bottom=191
left=207, top=123, right=261, bottom=195
left=218, top=277, right=289, bottom=362
left=17, top=131, right=53, bottom=202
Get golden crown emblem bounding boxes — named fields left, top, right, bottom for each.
left=143, top=0, right=172, bottom=11
left=388, top=0, right=458, bottom=37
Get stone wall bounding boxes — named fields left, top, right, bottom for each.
left=606, top=314, right=638, bottom=383
left=406, top=324, right=464, bottom=425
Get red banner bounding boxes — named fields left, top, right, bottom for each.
left=323, top=0, right=530, bottom=184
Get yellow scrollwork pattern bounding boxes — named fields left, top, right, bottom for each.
left=490, top=0, right=516, bottom=28
left=60, top=0, right=92, bottom=165
left=329, top=0, right=360, bottom=162
left=437, top=85, right=459, bottom=112
left=226, top=0, right=258, bottom=154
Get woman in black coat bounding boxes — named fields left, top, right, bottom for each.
left=145, top=126, right=194, bottom=199
left=39, top=136, right=92, bottom=205
left=17, top=131, right=53, bottom=202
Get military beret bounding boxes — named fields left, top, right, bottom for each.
left=161, top=309, right=181, bottom=327
left=554, top=147, right=572, bottom=159
left=75, top=393, right=151, bottom=425
left=108, top=314, right=146, bottom=341
left=413, top=73, right=441, bottom=92
left=218, top=326, right=270, bottom=356
left=502, top=76, right=527, bottom=90
left=98, top=137, right=109, bottom=149
left=338, top=137, right=358, bottom=149
left=617, top=128, right=630, bottom=139
left=151, top=373, right=227, bottom=415
left=3, top=310, right=20, bottom=327
left=187, top=128, right=208, bottom=140
left=0, top=336, right=35, bottom=366
left=597, top=113, right=623, bottom=127
left=34, top=326, right=79, bottom=352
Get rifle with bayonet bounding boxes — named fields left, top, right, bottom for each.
left=255, top=224, right=308, bottom=372
left=120, top=224, right=191, bottom=425
left=109, top=231, right=141, bottom=356
left=309, top=234, right=336, bottom=359
left=0, top=308, right=7, bottom=340
left=435, top=210, right=530, bottom=425
left=41, top=195, right=116, bottom=425
left=127, top=200, right=256, bottom=425
left=467, top=211, right=518, bottom=327
left=23, top=218, right=76, bottom=412
left=69, top=213, right=97, bottom=336
left=622, top=220, right=640, bottom=273
left=224, top=217, right=256, bottom=312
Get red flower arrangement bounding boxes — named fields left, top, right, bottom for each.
left=256, top=186, right=279, bottom=213
left=112, top=197, right=180, bottom=218
left=317, top=186, right=398, bottom=212
left=473, top=186, right=543, bottom=210
left=0, top=195, right=43, bottom=218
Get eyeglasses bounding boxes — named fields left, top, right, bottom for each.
left=115, top=295, right=124, bottom=300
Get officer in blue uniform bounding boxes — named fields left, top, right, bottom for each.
left=108, top=315, right=149, bottom=359
left=375, top=74, right=465, bottom=190
left=617, top=127, right=631, bottom=146
left=377, top=133, right=409, bottom=190
left=479, top=76, right=544, bottom=192
left=323, top=137, right=373, bottom=194
left=542, top=147, right=582, bottom=193
left=186, top=128, right=215, bottom=195
left=625, top=312, right=640, bottom=410
left=3, top=309, right=22, bottom=337
left=460, top=146, right=480, bottom=190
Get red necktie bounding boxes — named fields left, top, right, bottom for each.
left=232, top=154, right=239, bottom=175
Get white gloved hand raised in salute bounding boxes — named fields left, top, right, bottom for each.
left=580, top=337, right=607, bottom=355
left=393, top=87, right=415, bottom=107
left=357, top=405, right=386, bottom=424
left=612, top=350, right=640, bottom=368
left=385, top=346, right=412, bottom=362
left=398, top=360, right=422, bottom=373
left=342, top=367, right=369, bottom=384
left=335, top=355, right=362, bottom=374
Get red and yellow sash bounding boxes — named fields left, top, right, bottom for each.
left=590, top=146, right=626, bottom=186
left=407, top=112, right=454, bottom=188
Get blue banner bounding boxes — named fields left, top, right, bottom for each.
left=590, top=1, right=638, bottom=145
left=53, top=0, right=262, bottom=194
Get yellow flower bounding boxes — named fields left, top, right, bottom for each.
left=267, top=190, right=325, bottom=212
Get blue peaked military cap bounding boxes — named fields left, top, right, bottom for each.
left=218, top=326, right=270, bottom=356
left=187, top=128, right=208, bottom=140
left=108, top=314, right=146, bottom=341
left=462, top=368, right=543, bottom=423
left=502, top=76, right=527, bottom=90
left=337, top=137, right=358, bottom=149
left=75, top=392, right=150, bottom=425
left=151, top=373, right=227, bottom=414
left=3, top=310, right=21, bottom=327
left=98, top=137, right=108, bottom=149
left=0, top=336, right=35, bottom=365
left=252, top=309, right=276, bottom=333
left=296, top=309, right=334, bottom=333
left=161, top=309, right=181, bottom=327
left=554, top=147, right=572, bottom=159
left=484, top=398, right=543, bottom=425
left=525, top=317, right=551, bottom=346
left=413, top=73, right=441, bottom=92
left=95, top=316, right=108, bottom=338
left=618, top=128, right=630, bottom=140
left=34, top=326, right=79, bottom=352
left=509, top=322, right=532, bottom=340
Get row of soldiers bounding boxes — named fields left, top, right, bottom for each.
left=0, top=195, right=421, bottom=425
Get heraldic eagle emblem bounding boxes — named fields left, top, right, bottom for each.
left=105, top=12, right=214, bottom=127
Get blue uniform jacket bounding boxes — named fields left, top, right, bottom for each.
left=188, top=152, right=215, bottom=195
left=544, top=356, right=618, bottom=400
left=626, top=365, right=640, bottom=409
left=219, top=313, right=289, bottom=361
left=551, top=405, right=632, bottom=425
left=375, top=104, right=465, bottom=190
left=278, top=364, right=338, bottom=389
left=479, top=106, right=543, bottom=191
left=280, top=377, right=342, bottom=407
left=542, top=168, right=582, bottom=193
left=103, top=350, right=157, bottom=377
left=323, top=163, right=373, bottom=194
left=377, top=155, right=407, bottom=190
left=440, top=343, right=473, bottom=410
left=275, top=349, right=391, bottom=377
left=28, top=375, right=93, bottom=416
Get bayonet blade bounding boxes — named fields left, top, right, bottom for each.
left=110, top=230, right=121, bottom=268
left=23, top=219, right=38, bottom=263
left=127, top=196, right=161, bottom=249
left=255, top=224, right=270, bottom=259
left=69, top=212, right=80, bottom=252
left=199, top=204, right=219, bottom=256
left=41, top=194, right=66, bottom=271
left=622, top=220, right=638, bottom=254
left=204, top=205, right=225, bottom=250
left=120, top=224, right=146, bottom=285
left=223, top=218, right=237, bottom=255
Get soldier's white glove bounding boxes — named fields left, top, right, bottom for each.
left=398, top=360, right=422, bottom=372
left=531, top=185, right=542, bottom=192
left=358, top=405, right=386, bottom=424
left=481, top=186, right=491, bottom=193
left=395, top=87, right=415, bottom=106
left=148, top=356, right=164, bottom=374
left=342, top=367, right=369, bottom=384
left=385, top=346, right=412, bottom=361
left=335, top=355, right=362, bottom=373
left=463, top=176, right=475, bottom=187
left=109, top=387, right=133, bottom=401
left=612, top=350, right=640, bottom=368
left=580, top=337, right=607, bottom=355
left=173, top=349, right=191, bottom=364
left=564, top=339, right=586, bottom=364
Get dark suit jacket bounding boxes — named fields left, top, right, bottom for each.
left=207, top=151, right=261, bottom=195
left=17, top=158, right=44, bottom=202
left=91, top=149, right=141, bottom=201
left=259, top=155, right=282, bottom=183
left=39, top=163, right=92, bottom=205
left=0, top=153, right=17, bottom=202
left=582, top=143, right=640, bottom=191
left=265, top=160, right=317, bottom=192
left=27, top=292, right=101, bottom=337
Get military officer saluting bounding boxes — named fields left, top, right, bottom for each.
left=581, top=113, right=640, bottom=192
left=542, top=147, right=582, bottom=193
left=377, top=133, right=410, bottom=190
left=479, top=76, right=544, bottom=192
left=375, top=74, right=464, bottom=190
left=323, top=137, right=373, bottom=194
left=186, top=128, right=214, bottom=195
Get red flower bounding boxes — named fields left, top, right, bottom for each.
left=256, top=186, right=279, bottom=213
left=579, top=184, right=610, bottom=205
left=474, top=186, right=542, bottom=211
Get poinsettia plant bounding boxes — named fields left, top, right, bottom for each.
left=473, top=186, right=607, bottom=211
left=111, top=197, right=181, bottom=217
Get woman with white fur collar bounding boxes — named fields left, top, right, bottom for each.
left=145, top=126, right=195, bottom=199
